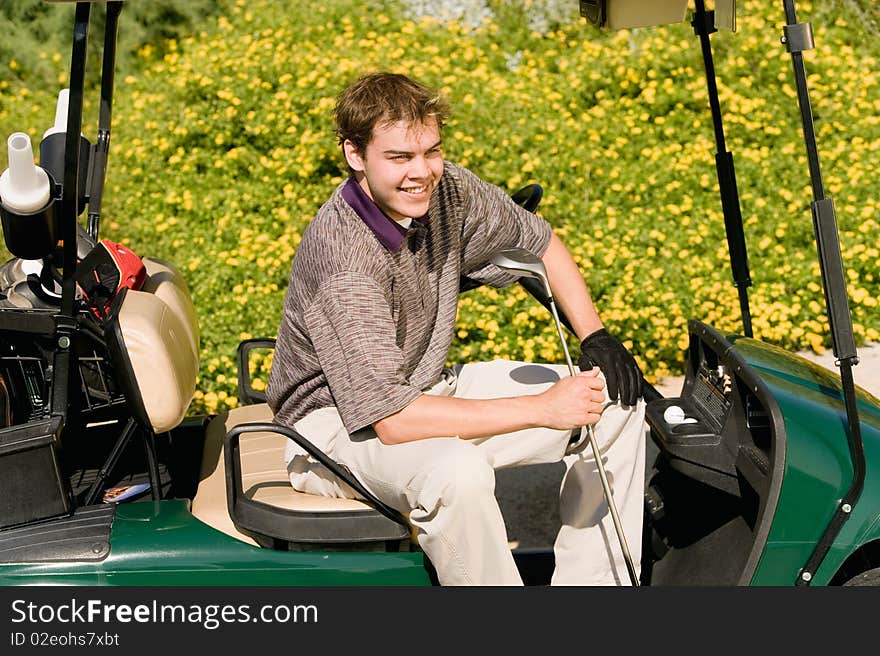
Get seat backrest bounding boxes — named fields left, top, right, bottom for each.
left=105, top=260, right=199, bottom=433
left=140, top=258, right=199, bottom=368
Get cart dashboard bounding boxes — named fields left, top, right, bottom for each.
left=646, top=320, right=782, bottom=499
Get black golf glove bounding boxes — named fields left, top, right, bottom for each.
left=578, top=328, right=643, bottom=406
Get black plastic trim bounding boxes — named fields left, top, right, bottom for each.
left=812, top=198, right=857, bottom=362
left=0, top=504, right=114, bottom=564
left=0, top=309, right=57, bottom=335
left=103, top=288, right=150, bottom=429
left=225, top=422, right=410, bottom=548
left=0, top=415, right=71, bottom=530
left=236, top=338, right=276, bottom=406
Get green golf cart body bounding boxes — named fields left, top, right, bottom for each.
left=1, top=0, right=879, bottom=587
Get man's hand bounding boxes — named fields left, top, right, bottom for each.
left=535, top=369, right=607, bottom=431
left=578, top=328, right=643, bottom=406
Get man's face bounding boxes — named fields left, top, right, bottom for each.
left=343, top=118, right=443, bottom=221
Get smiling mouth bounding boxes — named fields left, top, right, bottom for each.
left=399, top=184, right=429, bottom=196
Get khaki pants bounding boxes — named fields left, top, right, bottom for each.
left=285, top=359, right=646, bottom=586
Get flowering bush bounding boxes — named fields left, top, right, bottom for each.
left=1, top=0, right=878, bottom=415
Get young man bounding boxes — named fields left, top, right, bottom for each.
left=267, top=72, right=646, bottom=585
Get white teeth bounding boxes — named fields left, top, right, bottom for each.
left=401, top=185, right=427, bottom=194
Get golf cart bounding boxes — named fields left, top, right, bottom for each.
left=0, top=0, right=878, bottom=587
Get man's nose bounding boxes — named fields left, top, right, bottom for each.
left=408, top=155, right=431, bottom=178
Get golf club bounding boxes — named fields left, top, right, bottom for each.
left=491, top=247, right=640, bottom=586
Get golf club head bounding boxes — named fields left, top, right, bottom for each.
left=490, top=247, right=552, bottom=297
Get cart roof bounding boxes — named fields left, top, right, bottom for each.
left=582, top=0, right=737, bottom=31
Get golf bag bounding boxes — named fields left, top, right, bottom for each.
left=75, top=239, right=146, bottom=319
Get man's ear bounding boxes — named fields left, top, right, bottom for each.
left=343, top=140, right=365, bottom=172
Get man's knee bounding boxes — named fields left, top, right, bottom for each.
left=421, top=443, right=495, bottom=508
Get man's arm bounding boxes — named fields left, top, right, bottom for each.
left=377, top=222, right=650, bottom=445
left=541, top=231, right=603, bottom=341
left=373, top=370, right=606, bottom=445
left=543, top=231, right=644, bottom=405
left=374, top=232, right=614, bottom=445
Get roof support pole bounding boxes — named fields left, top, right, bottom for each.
left=692, top=0, right=753, bottom=337
left=781, top=0, right=865, bottom=586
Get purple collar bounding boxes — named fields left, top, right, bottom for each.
left=341, top=177, right=425, bottom=252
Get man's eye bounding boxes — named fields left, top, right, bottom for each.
left=391, top=155, right=410, bottom=161
left=427, top=149, right=442, bottom=158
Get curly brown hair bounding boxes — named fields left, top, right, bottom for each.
left=334, top=72, right=449, bottom=156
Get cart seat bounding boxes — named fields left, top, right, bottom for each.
left=87, top=258, right=201, bottom=506
left=105, top=259, right=199, bottom=434
left=191, top=403, right=411, bottom=550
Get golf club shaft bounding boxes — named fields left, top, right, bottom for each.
left=549, top=297, right=640, bottom=587
left=578, top=425, right=640, bottom=586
